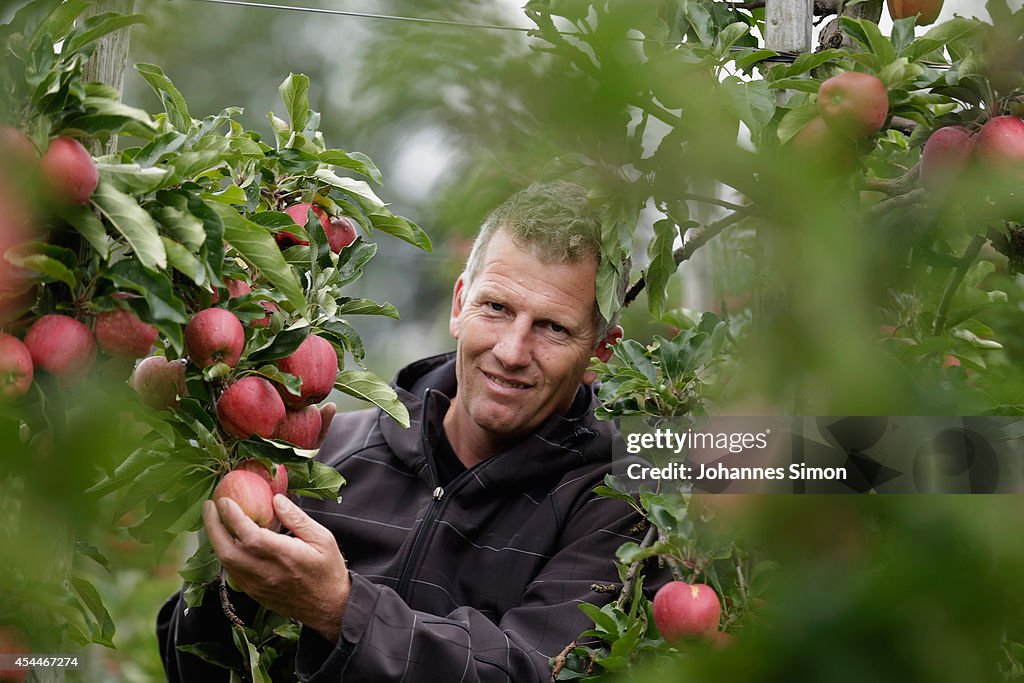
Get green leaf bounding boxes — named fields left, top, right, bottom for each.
left=337, top=297, right=400, bottom=319
left=292, top=460, right=346, bottom=500
left=210, top=202, right=306, bottom=315
left=54, top=204, right=109, bottom=259
left=37, top=0, right=91, bottom=43
left=777, top=101, right=820, bottom=145
left=135, top=63, right=192, bottom=132
left=152, top=205, right=205, bottom=251
left=63, top=12, right=148, bottom=56
left=280, top=73, right=311, bottom=133
left=313, top=169, right=385, bottom=208
left=319, top=150, right=383, bottom=185
left=578, top=602, right=619, bottom=635
left=162, top=237, right=207, bottom=286
left=92, top=182, right=167, bottom=270
left=646, top=219, right=679, bottom=318
left=839, top=17, right=895, bottom=64
left=335, top=370, right=409, bottom=428
left=367, top=212, right=432, bottom=251
left=3, top=248, right=76, bottom=288
left=248, top=326, right=311, bottom=363
left=62, top=97, right=157, bottom=137
left=781, top=49, right=844, bottom=77
left=719, top=77, right=776, bottom=133
left=768, top=78, right=823, bottom=94
left=106, top=259, right=188, bottom=324
left=70, top=577, right=116, bottom=647
left=890, top=16, right=917, bottom=55
left=319, top=319, right=364, bottom=364
left=75, top=542, right=111, bottom=572
left=98, top=163, right=170, bottom=194
left=179, top=537, right=220, bottom=585
left=903, top=18, right=981, bottom=63
left=715, top=22, right=750, bottom=58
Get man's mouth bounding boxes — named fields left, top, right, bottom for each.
left=483, top=371, right=531, bottom=390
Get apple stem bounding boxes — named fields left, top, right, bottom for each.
left=219, top=568, right=245, bottom=628
left=933, top=234, right=986, bottom=336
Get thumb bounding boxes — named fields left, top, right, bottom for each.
left=273, top=494, right=330, bottom=547
left=317, top=402, right=337, bottom=447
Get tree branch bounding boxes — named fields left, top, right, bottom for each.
left=615, top=522, right=658, bottom=611
left=624, top=210, right=747, bottom=307
left=859, top=164, right=919, bottom=196
left=933, top=234, right=986, bottom=336
left=863, top=188, right=927, bottom=222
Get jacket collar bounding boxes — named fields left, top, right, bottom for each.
left=379, top=352, right=615, bottom=487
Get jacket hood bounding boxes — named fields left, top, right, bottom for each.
left=380, top=352, right=617, bottom=488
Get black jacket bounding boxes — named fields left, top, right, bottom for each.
left=159, top=352, right=649, bottom=682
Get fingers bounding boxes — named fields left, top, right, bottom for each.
left=273, top=494, right=335, bottom=551
left=317, top=402, right=336, bottom=447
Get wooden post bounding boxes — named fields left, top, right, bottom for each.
left=765, top=0, right=813, bottom=53
left=79, top=0, right=135, bottom=156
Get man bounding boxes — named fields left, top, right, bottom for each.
left=159, top=181, right=647, bottom=681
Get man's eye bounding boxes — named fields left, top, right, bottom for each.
left=487, top=302, right=505, bottom=312
left=548, top=322, right=567, bottom=334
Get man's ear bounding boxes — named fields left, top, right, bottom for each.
left=582, top=325, right=623, bottom=385
left=449, top=276, right=466, bottom=341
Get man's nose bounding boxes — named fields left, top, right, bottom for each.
left=492, top=320, right=532, bottom=368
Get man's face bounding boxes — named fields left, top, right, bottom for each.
left=446, top=229, right=619, bottom=456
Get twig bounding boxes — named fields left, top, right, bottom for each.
left=859, top=164, right=919, bottom=196
left=623, top=210, right=747, bottom=307
left=219, top=568, right=245, bottom=628
left=863, top=188, right=927, bottom=222
left=615, top=523, right=658, bottom=610
left=933, top=234, right=986, bottom=336
left=550, top=640, right=577, bottom=682
left=678, top=192, right=757, bottom=215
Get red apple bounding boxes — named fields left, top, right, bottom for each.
left=274, top=404, right=322, bottom=450
left=0, top=625, right=29, bottom=682
left=790, top=116, right=857, bottom=173
left=652, top=581, right=721, bottom=642
left=0, top=333, right=33, bottom=400
left=326, top=216, right=358, bottom=252
left=887, top=0, right=943, bottom=25
left=95, top=305, right=158, bottom=359
left=184, top=308, right=244, bottom=368
left=23, top=314, right=96, bottom=387
left=225, top=278, right=251, bottom=299
left=216, top=376, right=286, bottom=440
left=275, top=334, right=338, bottom=409
left=278, top=203, right=330, bottom=248
left=943, top=354, right=961, bottom=369
left=39, top=136, right=98, bottom=205
left=818, top=72, right=889, bottom=139
left=974, top=115, right=1024, bottom=174
left=213, top=469, right=275, bottom=530
left=222, top=278, right=277, bottom=327
left=132, top=355, right=186, bottom=410
left=236, top=458, right=289, bottom=496
left=0, top=126, right=37, bottom=167
left=919, top=125, right=973, bottom=193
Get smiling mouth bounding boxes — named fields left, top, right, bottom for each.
left=483, top=371, right=531, bottom=390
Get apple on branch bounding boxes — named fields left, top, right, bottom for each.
left=817, top=72, right=889, bottom=139
left=277, top=203, right=329, bottom=249
left=652, top=581, right=722, bottom=643
left=39, top=136, right=98, bottom=205
left=274, top=404, right=322, bottom=450
left=887, top=0, right=943, bottom=26
left=132, top=355, right=186, bottom=410
left=0, top=333, right=33, bottom=400
left=236, top=458, right=289, bottom=496
left=23, top=314, right=96, bottom=388
left=216, top=376, right=286, bottom=440
left=275, top=334, right=339, bottom=409
left=213, top=469, right=275, bottom=532
left=94, top=296, right=158, bottom=359
left=184, top=308, right=245, bottom=369
left=919, top=125, right=973, bottom=194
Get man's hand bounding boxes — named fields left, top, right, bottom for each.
left=205, top=493, right=349, bottom=642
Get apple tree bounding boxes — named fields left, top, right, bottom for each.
left=0, top=0, right=429, bottom=679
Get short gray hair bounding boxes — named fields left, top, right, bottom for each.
left=461, top=181, right=629, bottom=339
